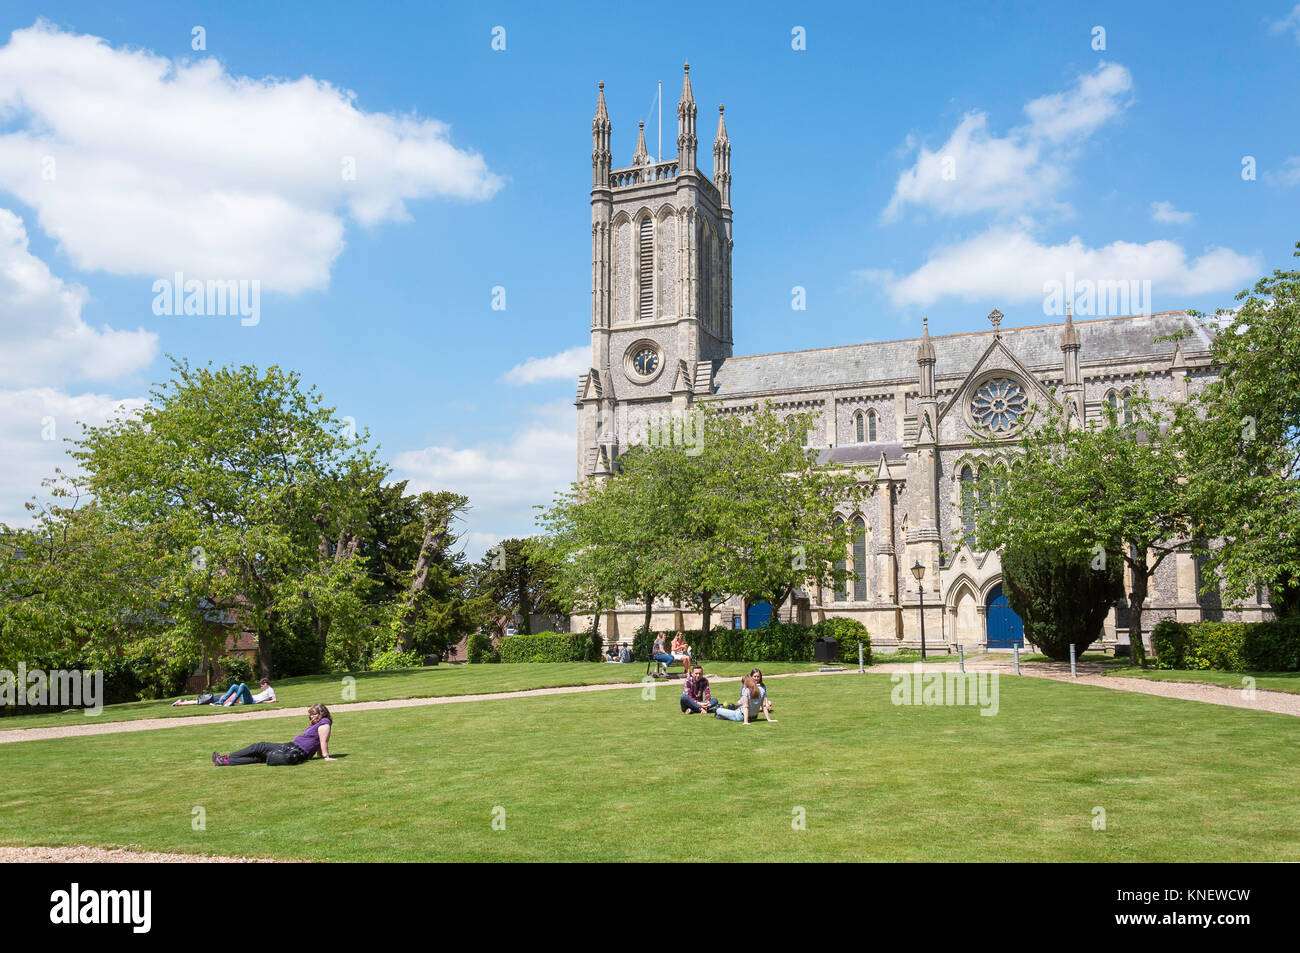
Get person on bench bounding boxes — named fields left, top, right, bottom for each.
left=652, top=633, right=676, bottom=675
left=680, top=666, right=719, bottom=714
left=671, top=632, right=692, bottom=672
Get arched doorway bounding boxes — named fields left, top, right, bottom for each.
left=985, top=582, right=1024, bottom=648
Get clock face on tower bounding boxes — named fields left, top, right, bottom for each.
left=624, top=340, right=664, bottom=383
left=633, top=346, right=659, bottom=376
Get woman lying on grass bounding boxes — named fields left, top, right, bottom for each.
left=174, top=678, right=276, bottom=707
left=212, top=703, right=335, bottom=766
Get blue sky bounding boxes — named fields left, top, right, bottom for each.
left=0, top=1, right=1297, bottom=556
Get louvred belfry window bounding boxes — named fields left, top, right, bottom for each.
left=638, top=217, right=654, bottom=320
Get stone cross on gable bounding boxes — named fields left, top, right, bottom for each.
left=988, top=308, right=1003, bottom=332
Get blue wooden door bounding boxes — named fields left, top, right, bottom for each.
left=746, top=600, right=772, bottom=629
left=985, top=583, right=1024, bottom=648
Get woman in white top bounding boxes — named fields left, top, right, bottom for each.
left=714, top=675, right=767, bottom=724
left=173, top=677, right=276, bottom=707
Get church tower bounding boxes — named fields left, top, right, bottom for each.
left=578, top=65, right=733, bottom=477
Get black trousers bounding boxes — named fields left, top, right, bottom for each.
left=226, top=741, right=306, bottom=766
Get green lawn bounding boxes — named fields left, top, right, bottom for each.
left=0, top=661, right=821, bottom=731
left=1104, top=667, right=1300, bottom=695
left=2, top=672, right=1297, bottom=861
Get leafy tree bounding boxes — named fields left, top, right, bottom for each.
left=970, top=388, right=1199, bottom=666
left=73, top=358, right=377, bottom=678
left=1183, top=243, right=1300, bottom=607
left=470, top=538, right=562, bottom=635
left=1000, top=537, right=1124, bottom=660
left=0, top=477, right=177, bottom=672
left=392, top=491, right=492, bottom=658
left=536, top=403, right=861, bottom=634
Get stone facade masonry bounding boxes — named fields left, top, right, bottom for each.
left=574, top=68, right=1269, bottom=652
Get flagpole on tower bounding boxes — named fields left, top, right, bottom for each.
left=657, top=80, right=662, bottom=162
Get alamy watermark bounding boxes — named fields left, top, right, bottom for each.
left=1043, top=272, right=1151, bottom=318
left=0, top=663, right=104, bottom=716
left=889, top=663, right=999, bottom=716
left=152, top=272, right=260, bottom=326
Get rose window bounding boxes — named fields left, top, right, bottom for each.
left=970, top=377, right=1028, bottom=433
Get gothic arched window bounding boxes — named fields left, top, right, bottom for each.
left=852, top=516, right=868, bottom=601
left=867, top=410, right=878, bottom=442
left=638, top=216, right=654, bottom=321
left=1107, top=388, right=1134, bottom=425
left=833, top=517, right=847, bottom=602
left=960, top=464, right=977, bottom=535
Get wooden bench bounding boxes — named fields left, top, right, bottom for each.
left=646, top=644, right=694, bottom=678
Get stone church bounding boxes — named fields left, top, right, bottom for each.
left=574, top=65, right=1269, bottom=651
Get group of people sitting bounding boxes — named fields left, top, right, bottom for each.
left=173, top=677, right=277, bottom=707
left=681, top=667, right=776, bottom=724
left=603, top=643, right=634, bottom=663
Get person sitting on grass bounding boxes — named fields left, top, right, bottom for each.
left=618, top=643, right=633, bottom=663
left=680, top=665, right=720, bottom=714
left=173, top=678, right=275, bottom=707
left=652, top=633, right=676, bottom=675
left=750, top=668, right=776, bottom=721
left=670, top=632, right=692, bottom=672
left=714, top=675, right=773, bottom=724
left=212, top=703, right=335, bottom=766
left=605, top=643, right=621, bottom=662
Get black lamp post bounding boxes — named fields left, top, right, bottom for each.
left=911, top=560, right=928, bottom=661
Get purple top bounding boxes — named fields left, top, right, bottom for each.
left=291, top=717, right=330, bottom=757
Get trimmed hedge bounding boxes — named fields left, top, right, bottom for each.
left=219, top=654, right=254, bottom=686
left=809, top=617, right=872, bottom=665
left=498, top=631, right=589, bottom=663
left=630, top=620, right=872, bottom=663
left=467, top=632, right=496, bottom=664
left=1152, top=618, right=1300, bottom=672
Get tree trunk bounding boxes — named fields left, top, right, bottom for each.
left=257, top=628, right=273, bottom=679
left=517, top=568, right=532, bottom=634
left=398, top=505, right=452, bottom=652
left=1128, top=563, right=1150, bottom=667
left=701, top=589, right=712, bottom=636
left=642, top=591, right=654, bottom=636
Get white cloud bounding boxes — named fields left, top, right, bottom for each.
left=0, top=388, right=147, bottom=525
left=861, top=227, right=1260, bottom=308
left=0, top=21, right=502, bottom=293
left=1150, top=200, right=1195, bottom=225
left=504, top=345, right=588, bottom=385
left=1269, top=4, right=1300, bottom=43
left=883, top=62, right=1133, bottom=222
left=0, top=208, right=156, bottom=386
left=392, top=399, right=574, bottom=558
left=1264, top=156, right=1300, bottom=187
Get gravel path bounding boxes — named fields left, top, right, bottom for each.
left=0, top=669, right=840, bottom=745
left=0, top=845, right=277, bottom=863
left=869, top=657, right=1300, bottom=717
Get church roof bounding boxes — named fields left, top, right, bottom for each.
left=711, top=311, right=1211, bottom=396
left=817, top=443, right=906, bottom=466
